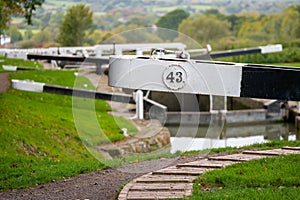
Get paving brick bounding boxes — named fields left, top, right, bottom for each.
left=282, top=146, right=300, bottom=151
left=135, top=174, right=198, bottom=183
left=130, top=183, right=193, bottom=191
left=177, top=159, right=234, bottom=168
left=152, top=166, right=207, bottom=176
left=127, top=190, right=192, bottom=200
left=208, top=153, right=268, bottom=162
left=119, top=146, right=300, bottom=199
left=242, top=149, right=282, bottom=156
left=243, top=149, right=300, bottom=156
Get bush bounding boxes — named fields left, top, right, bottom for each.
left=221, top=47, right=300, bottom=64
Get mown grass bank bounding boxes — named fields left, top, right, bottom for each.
left=0, top=60, right=136, bottom=191
left=190, top=153, right=300, bottom=199
left=1, top=57, right=299, bottom=194
left=0, top=56, right=43, bottom=72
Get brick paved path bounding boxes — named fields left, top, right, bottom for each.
left=118, top=146, right=300, bottom=200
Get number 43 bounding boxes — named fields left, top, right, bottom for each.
left=166, top=71, right=183, bottom=83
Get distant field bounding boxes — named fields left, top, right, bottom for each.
left=152, top=5, right=211, bottom=13
left=40, top=0, right=84, bottom=12
left=18, top=29, right=40, bottom=36
left=45, top=0, right=79, bottom=7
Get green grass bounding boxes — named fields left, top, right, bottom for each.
left=0, top=62, right=137, bottom=191
left=273, top=62, right=300, bottom=68
left=183, top=140, right=300, bottom=156
left=0, top=86, right=137, bottom=190
left=0, top=157, right=105, bottom=191
left=18, top=29, right=40, bottom=36
left=11, top=70, right=94, bottom=89
left=0, top=55, right=43, bottom=72
left=0, top=88, right=107, bottom=191
left=1, top=57, right=299, bottom=193
left=190, top=154, right=300, bottom=199
left=9, top=69, right=137, bottom=144
left=0, top=87, right=137, bottom=190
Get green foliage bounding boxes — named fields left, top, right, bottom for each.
left=156, top=9, right=189, bottom=40
left=190, top=154, right=300, bottom=199
left=175, top=4, right=300, bottom=52
left=8, top=25, right=23, bottom=42
left=237, top=5, right=300, bottom=44
left=0, top=0, right=44, bottom=33
left=30, top=28, right=52, bottom=44
left=222, top=47, right=300, bottom=64
left=178, top=14, right=231, bottom=43
left=23, top=30, right=34, bottom=40
left=107, top=26, right=163, bottom=44
left=4, top=1, right=300, bottom=50
left=58, top=4, right=93, bottom=46
left=84, top=30, right=113, bottom=45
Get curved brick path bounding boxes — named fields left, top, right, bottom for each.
left=118, top=146, right=300, bottom=200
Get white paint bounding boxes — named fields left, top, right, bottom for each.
left=11, top=79, right=45, bottom=92
left=0, top=35, right=11, bottom=45
left=260, top=44, right=282, bottom=54
left=51, top=60, right=59, bottom=69
left=95, top=43, right=186, bottom=56
left=109, top=56, right=243, bottom=97
left=122, top=128, right=129, bottom=137
left=2, top=65, right=17, bottom=71
left=206, top=44, right=212, bottom=52
left=162, top=64, right=187, bottom=90
left=136, top=90, right=144, bottom=120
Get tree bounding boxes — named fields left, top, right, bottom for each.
left=8, top=25, right=23, bottom=43
left=31, top=28, right=52, bottom=44
left=58, top=4, right=93, bottom=46
left=23, top=30, right=34, bottom=40
left=84, top=30, right=113, bottom=45
left=156, top=9, right=189, bottom=31
left=280, top=5, right=300, bottom=40
left=156, top=9, right=189, bottom=41
left=178, top=15, right=231, bottom=44
left=0, top=0, right=44, bottom=33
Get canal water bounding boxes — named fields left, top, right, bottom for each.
left=168, top=123, right=298, bottom=153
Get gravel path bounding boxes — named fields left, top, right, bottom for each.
left=0, top=69, right=202, bottom=199
left=0, top=155, right=203, bottom=200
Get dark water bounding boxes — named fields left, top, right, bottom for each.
left=168, top=123, right=299, bottom=153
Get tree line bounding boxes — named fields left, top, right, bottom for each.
left=2, top=3, right=300, bottom=63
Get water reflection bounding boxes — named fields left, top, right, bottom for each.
left=168, top=123, right=298, bottom=153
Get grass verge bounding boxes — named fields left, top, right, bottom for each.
left=273, top=62, right=300, bottom=68
left=1, top=57, right=299, bottom=193
left=183, top=140, right=300, bottom=156
left=0, top=64, right=137, bottom=191
left=190, top=154, right=300, bottom=199
left=0, top=55, right=43, bottom=72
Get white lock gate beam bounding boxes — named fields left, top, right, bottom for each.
left=108, top=55, right=300, bottom=101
